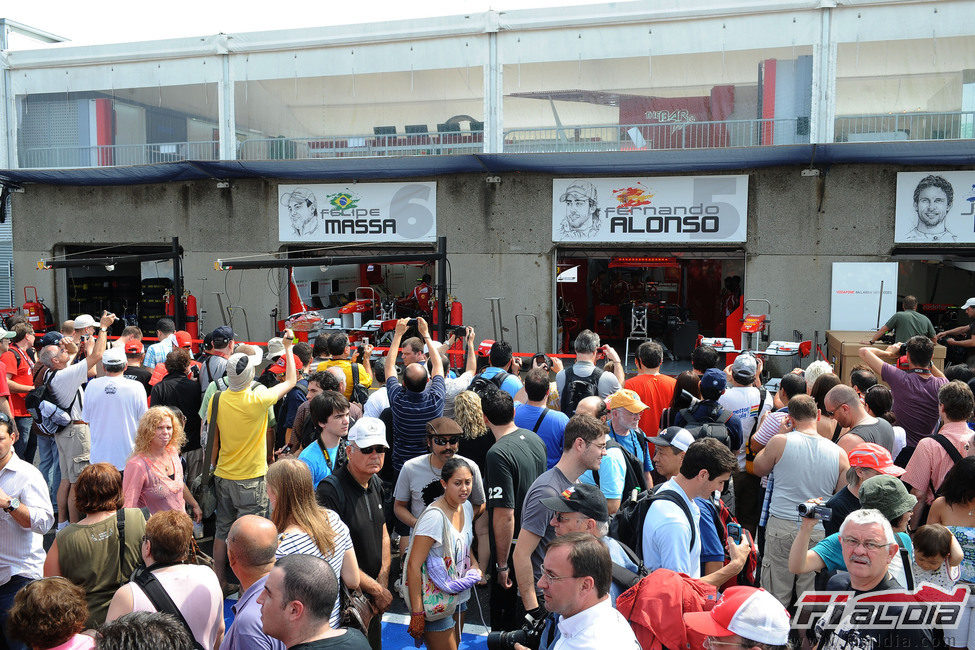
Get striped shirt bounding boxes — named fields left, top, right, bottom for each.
left=275, top=509, right=354, bottom=628
left=0, top=452, right=54, bottom=585
left=387, top=375, right=445, bottom=471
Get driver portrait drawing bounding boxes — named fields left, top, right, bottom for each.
left=558, top=180, right=601, bottom=238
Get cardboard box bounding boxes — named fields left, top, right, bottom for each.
left=825, top=330, right=946, bottom=386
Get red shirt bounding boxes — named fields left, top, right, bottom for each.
left=412, top=283, right=432, bottom=312
left=1, top=347, right=31, bottom=416
left=625, top=372, right=676, bottom=441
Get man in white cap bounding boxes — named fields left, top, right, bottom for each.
left=317, top=417, right=392, bottom=649
left=683, top=586, right=791, bottom=650
left=70, top=313, right=97, bottom=363
left=937, top=297, right=975, bottom=353
left=82, top=347, right=147, bottom=471
left=208, top=329, right=297, bottom=592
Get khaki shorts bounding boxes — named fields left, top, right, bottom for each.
left=761, top=514, right=824, bottom=609
left=56, top=423, right=91, bottom=484
left=214, top=475, right=269, bottom=540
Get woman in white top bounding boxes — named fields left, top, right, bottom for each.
left=105, top=511, right=224, bottom=650
left=267, top=458, right=359, bottom=628
left=406, top=457, right=482, bottom=650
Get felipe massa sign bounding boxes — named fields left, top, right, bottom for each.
left=552, top=176, right=748, bottom=243
left=278, top=182, right=436, bottom=243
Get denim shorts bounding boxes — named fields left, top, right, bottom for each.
left=426, top=601, right=467, bottom=632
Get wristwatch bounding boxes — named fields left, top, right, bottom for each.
left=4, top=496, right=20, bottom=513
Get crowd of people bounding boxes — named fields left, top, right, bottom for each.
left=1, top=296, right=974, bottom=650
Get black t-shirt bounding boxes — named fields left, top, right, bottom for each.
left=823, top=487, right=860, bottom=537
left=316, top=464, right=385, bottom=578
left=291, top=629, right=371, bottom=650
left=816, top=573, right=937, bottom=649
left=149, top=371, right=203, bottom=451
left=458, top=432, right=495, bottom=475
left=484, top=428, right=547, bottom=541
left=124, top=364, right=153, bottom=394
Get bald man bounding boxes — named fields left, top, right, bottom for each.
left=224, top=516, right=286, bottom=650
left=824, top=384, right=895, bottom=455
left=574, top=395, right=608, bottom=422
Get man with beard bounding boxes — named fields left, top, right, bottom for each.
left=904, top=174, right=958, bottom=243
left=558, top=181, right=601, bottom=239
left=392, top=417, right=485, bottom=533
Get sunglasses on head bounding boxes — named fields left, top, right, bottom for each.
left=430, top=435, right=460, bottom=446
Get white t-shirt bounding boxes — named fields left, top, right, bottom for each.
left=83, top=375, right=148, bottom=470
left=363, top=386, right=389, bottom=419
left=412, top=501, right=475, bottom=605
left=49, top=360, right=90, bottom=421
left=719, top=385, right=773, bottom=469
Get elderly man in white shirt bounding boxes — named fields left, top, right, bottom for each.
left=0, top=417, right=55, bottom=650
left=515, top=532, right=639, bottom=650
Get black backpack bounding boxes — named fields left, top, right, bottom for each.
left=560, top=364, right=603, bottom=415
left=679, top=403, right=733, bottom=451
left=608, top=486, right=697, bottom=561
left=469, top=369, right=509, bottom=400
left=350, top=363, right=370, bottom=405
left=594, top=433, right=649, bottom=505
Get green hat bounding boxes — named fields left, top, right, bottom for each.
left=859, top=475, right=917, bottom=521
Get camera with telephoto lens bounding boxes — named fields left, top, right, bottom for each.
left=797, top=503, right=833, bottom=521
left=486, top=612, right=548, bottom=650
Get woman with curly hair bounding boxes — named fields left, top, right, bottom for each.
left=122, top=406, right=201, bottom=521
left=43, top=463, right=146, bottom=627
left=267, top=458, right=360, bottom=628
left=7, top=577, right=94, bottom=650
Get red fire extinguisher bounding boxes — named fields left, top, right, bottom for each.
left=164, top=290, right=175, bottom=318
left=183, top=291, right=199, bottom=352
left=23, top=286, right=48, bottom=332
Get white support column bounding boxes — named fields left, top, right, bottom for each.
left=1, top=34, right=14, bottom=168
left=218, top=47, right=236, bottom=161
left=811, top=6, right=837, bottom=144
left=483, top=12, right=502, bottom=153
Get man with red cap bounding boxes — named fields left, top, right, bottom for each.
left=683, top=586, right=791, bottom=650
left=823, top=442, right=904, bottom=536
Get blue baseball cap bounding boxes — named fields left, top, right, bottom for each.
left=700, top=367, right=727, bottom=397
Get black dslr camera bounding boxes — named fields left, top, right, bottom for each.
left=486, top=612, right=548, bottom=650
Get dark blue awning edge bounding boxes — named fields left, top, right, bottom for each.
left=1, top=141, right=973, bottom=187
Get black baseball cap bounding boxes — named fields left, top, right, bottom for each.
left=540, top=483, right=609, bottom=523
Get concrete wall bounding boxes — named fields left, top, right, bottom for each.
left=11, top=162, right=971, bottom=354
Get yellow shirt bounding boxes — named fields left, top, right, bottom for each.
left=322, top=359, right=372, bottom=399
left=208, top=386, right=279, bottom=481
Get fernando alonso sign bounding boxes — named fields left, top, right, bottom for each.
left=552, top=176, right=748, bottom=243
left=278, top=182, right=436, bottom=243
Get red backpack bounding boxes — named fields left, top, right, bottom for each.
left=616, top=568, right=718, bottom=650
left=706, top=497, right=759, bottom=590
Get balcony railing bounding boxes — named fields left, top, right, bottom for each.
left=502, top=118, right=808, bottom=153
left=13, top=111, right=975, bottom=168
left=834, top=111, right=975, bottom=142
left=237, top=131, right=485, bottom=160
left=19, top=141, right=219, bottom=169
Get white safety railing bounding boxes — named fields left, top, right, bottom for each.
left=502, top=118, right=807, bottom=152
left=19, top=141, right=219, bottom=169
left=238, top=130, right=485, bottom=160
left=834, top=111, right=975, bottom=143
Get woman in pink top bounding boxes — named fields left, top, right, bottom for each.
left=7, top=577, right=96, bottom=649
left=122, top=406, right=202, bottom=521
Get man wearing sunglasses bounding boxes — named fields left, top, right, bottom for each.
left=392, top=417, right=485, bottom=534
left=317, top=417, right=392, bottom=649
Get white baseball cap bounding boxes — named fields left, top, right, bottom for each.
left=683, top=586, right=791, bottom=645
left=961, top=298, right=975, bottom=310
left=73, top=314, right=97, bottom=330
left=348, top=417, right=389, bottom=450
